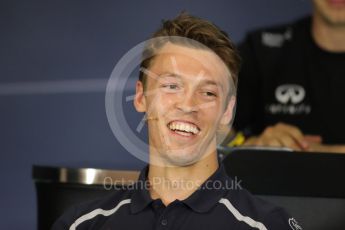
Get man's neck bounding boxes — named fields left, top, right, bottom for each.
left=147, top=152, right=219, bottom=206
left=312, top=13, right=345, bottom=52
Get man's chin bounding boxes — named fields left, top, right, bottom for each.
left=162, top=148, right=212, bottom=167
left=318, top=7, right=345, bottom=26
left=164, top=155, right=201, bottom=167
left=150, top=136, right=217, bottom=166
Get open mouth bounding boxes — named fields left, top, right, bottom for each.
left=167, top=121, right=200, bottom=137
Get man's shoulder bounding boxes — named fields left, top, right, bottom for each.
left=51, top=187, right=133, bottom=230
left=218, top=186, right=302, bottom=229
left=222, top=187, right=283, bottom=217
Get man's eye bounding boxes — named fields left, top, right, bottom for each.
left=168, top=84, right=178, bottom=89
left=162, top=84, right=180, bottom=90
left=202, top=91, right=217, bottom=97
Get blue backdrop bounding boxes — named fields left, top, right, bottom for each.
left=0, top=0, right=311, bottom=229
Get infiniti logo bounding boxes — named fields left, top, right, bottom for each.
left=275, top=84, right=305, bottom=104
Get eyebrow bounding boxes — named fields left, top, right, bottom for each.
left=158, top=72, right=182, bottom=79
left=199, top=80, right=222, bottom=87
left=198, top=80, right=225, bottom=94
left=159, top=72, right=224, bottom=90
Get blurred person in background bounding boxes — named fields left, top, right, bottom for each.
left=225, top=0, right=345, bottom=153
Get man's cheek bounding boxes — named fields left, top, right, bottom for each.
left=161, top=93, right=178, bottom=103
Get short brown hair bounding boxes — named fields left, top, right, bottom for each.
left=139, top=12, right=241, bottom=94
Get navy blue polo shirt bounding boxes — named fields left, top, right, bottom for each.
left=52, top=165, right=301, bottom=230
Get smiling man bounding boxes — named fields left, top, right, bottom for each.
left=52, top=13, right=301, bottom=230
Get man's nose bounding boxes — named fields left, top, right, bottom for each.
left=176, top=90, right=198, bottom=113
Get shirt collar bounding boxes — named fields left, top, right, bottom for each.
left=130, top=164, right=230, bottom=214
left=130, top=165, right=152, bottom=214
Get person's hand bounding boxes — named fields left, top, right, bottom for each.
left=243, top=123, right=321, bottom=151
left=308, top=143, right=345, bottom=153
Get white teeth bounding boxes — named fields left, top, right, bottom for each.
left=168, top=121, right=200, bottom=135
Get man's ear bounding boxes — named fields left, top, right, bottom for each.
left=220, top=96, right=236, bottom=125
left=134, top=80, right=147, bottom=112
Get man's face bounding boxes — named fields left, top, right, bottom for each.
left=134, top=42, right=235, bottom=166
left=313, top=0, right=345, bottom=25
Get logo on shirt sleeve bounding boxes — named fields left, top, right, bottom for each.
left=288, top=218, right=302, bottom=230
left=261, top=29, right=292, bottom=47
